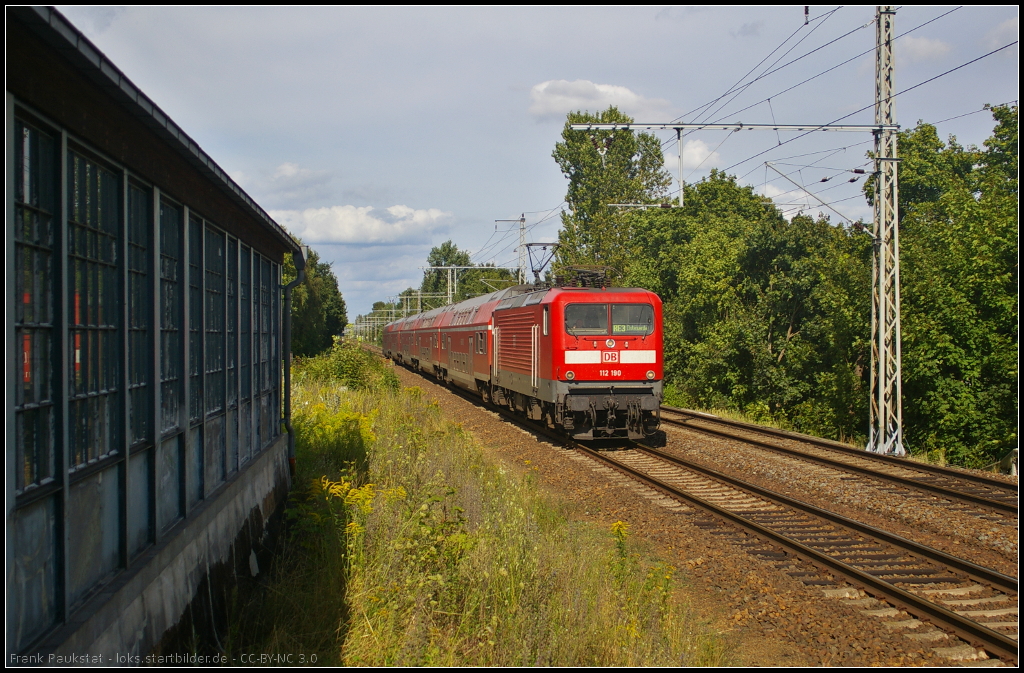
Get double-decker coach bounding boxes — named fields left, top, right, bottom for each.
left=384, top=284, right=663, bottom=439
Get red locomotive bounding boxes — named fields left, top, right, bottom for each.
left=383, top=284, right=663, bottom=439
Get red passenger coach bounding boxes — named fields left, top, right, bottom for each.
left=383, top=285, right=663, bottom=439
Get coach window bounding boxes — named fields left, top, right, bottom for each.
left=543, top=306, right=549, bottom=336
left=611, top=304, right=655, bottom=336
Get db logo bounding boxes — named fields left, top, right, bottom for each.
left=602, top=351, right=619, bottom=363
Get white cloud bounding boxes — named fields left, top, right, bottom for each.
left=898, top=35, right=951, bottom=64
left=529, top=79, right=673, bottom=120
left=733, top=21, right=764, bottom=38
left=682, top=139, right=722, bottom=169
left=985, top=17, right=1018, bottom=51
left=271, top=205, right=451, bottom=245
left=232, top=161, right=334, bottom=210
left=273, top=162, right=307, bottom=180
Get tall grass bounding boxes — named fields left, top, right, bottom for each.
left=231, top=340, right=728, bottom=666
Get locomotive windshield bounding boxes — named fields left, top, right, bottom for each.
left=564, top=303, right=608, bottom=335
left=565, top=303, right=654, bottom=336
left=612, top=304, right=655, bottom=335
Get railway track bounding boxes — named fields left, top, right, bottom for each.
left=660, top=405, right=1018, bottom=517
left=584, top=442, right=1018, bottom=664
left=383, top=358, right=1018, bottom=663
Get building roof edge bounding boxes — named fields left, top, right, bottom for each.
left=11, top=6, right=301, bottom=255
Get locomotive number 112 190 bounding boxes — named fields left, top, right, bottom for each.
left=599, top=369, right=622, bottom=377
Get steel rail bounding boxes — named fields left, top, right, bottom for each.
left=388, top=358, right=1018, bottom=663
left=662, top=405, right=1018, bottom=493
left=660, top=408, right=1017, bottom=515
left=633, top=443, right=1017, bottom=593
left=580, top=444, right=1018, bottom=664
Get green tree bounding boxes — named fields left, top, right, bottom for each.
left=552, top=106, right=672, bottom=273
left=550, top=104, right=1017, bottom=466
left=421, top=240, right=472, bottom=296
left=283, top=246, right=348, bottom=357
left=420, top=240, right=517, bottom=306
left=626, top=172, right=871, bottom=440
left=881, top=106, right=1018, bottom=466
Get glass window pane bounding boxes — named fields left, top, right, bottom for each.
left=128, top=184, right=152, bottom=447
left=67, top=150, right=120, bottom=469
left=204, top=227, right=225, bottom=416
left=240, top=246, right=251, bottom=402
left=227, top=238, right=237, bottom=408
left=611, top=304, right=655, bottom=336
left=13, top=118, right=56, bottom=491
left=188, top=216, right=203, bottom=423
left=160, top=202, right=183, bottom=434
left=564, top=303, right=608, bottom=335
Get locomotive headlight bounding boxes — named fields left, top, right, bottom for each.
left=566, top=371, right=575, bottom=380
left=646, top=370, right=656, bottom=380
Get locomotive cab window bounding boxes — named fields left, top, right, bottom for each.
left=564, top=303, right=608, bottom=335
left=612, top=304, right=655, bottom=336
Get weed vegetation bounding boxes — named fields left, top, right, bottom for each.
left=232, top=339, right=727, bottom=666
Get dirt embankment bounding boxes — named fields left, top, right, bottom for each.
left=392, top=365, right=953, bottom=667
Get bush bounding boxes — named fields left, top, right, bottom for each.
left=294, top=337, right=399, bottom=392
left=231, top=368, right=727, bottom=666
left=337, top=388, right=727, bottom=666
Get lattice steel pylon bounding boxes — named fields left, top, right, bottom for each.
left=868, top=6, right=905, bottom=456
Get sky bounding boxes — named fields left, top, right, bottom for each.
left=57, top=6, right=1018, bottom=319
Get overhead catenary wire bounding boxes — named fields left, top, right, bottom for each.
left=749, top=100, right=1015, bottom=191
left=721, top=39, right=1019, bottom=173
left=765, top=171, right=869, bottom=203
left=778, top=191, right=868, bottom=218
left=685, top=130, right=738, bottom=180
left=764, top=162, right=864, bottom=223
left=931, top=100, right=1019, bottom=126
left=771, top=161, right=872, bottom=171
left=590, top=7, right=977, bottom=209
left=737, top=141, right=872, bottom=182
left=695, top=7, right=842, bottom=125
left=660, top=6, right=964, bottom=165
left=677, top=6, right=841, bottom=125
left=707, top=6, right=963, bottom=128
left=662, top=6, right=872, bottom=151
left=471, top=204, right=566, bottom=267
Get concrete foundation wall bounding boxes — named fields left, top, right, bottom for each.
left=33, top=435, right=290, bottom=662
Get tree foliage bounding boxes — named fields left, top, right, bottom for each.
left=419, top=240, right=517, bottom=306
left=284, top=245, right=348, bottom=357
left=553, top=106, right=1018, bottom=467
left=552, top=106, right=672, bottom=273
left=624, top=172, right=871, bottom=441
left=881, top=105, right=1018, bottom=466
